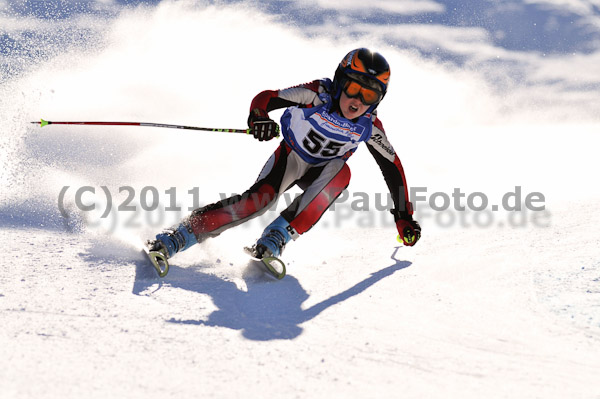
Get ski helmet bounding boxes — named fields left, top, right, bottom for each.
left=332, top=48, right=390, bottom=107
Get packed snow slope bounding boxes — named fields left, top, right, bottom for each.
left=1, top=2, right=600, bottom=398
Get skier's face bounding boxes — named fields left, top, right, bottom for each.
left=339, top=91, right=369, bottom=120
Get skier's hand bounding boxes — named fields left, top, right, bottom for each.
left=248, top=109, right=280, bottom=141
left=396, top=218, right=421, bottom=246
left=251, top=117, right=279, bottom=141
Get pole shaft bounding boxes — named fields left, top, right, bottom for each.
left=32, top=119, right=250, bottom=134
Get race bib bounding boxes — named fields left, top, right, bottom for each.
left=281, top=104, right=373, bottom=164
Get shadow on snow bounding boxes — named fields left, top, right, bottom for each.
left=132, top=247, right=411, bottom=341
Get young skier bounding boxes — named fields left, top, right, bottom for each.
left=146, top=48, right=421, bottom=273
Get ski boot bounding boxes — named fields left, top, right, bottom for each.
left=245, top=216, right=293, bottom=279
left=144, top=223, right=198, bottom=277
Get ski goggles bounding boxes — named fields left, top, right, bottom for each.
left=342, top=75, right=384, bottom=105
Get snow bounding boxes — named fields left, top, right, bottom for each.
left=1, top=1, right=600, bottom=398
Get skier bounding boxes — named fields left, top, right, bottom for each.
left=146, top=48, right=421, bottom=272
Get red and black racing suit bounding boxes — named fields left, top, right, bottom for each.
left=184, top=80, right=414, bottom=242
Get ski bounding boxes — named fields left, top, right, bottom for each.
left=142, top=246, right=170, bottom=277
left=259, top=256, right=286, bottom=280
left=244, top=246, right=286, bottom=280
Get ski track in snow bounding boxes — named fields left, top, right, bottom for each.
left=1, top=1, right=600, bottom=398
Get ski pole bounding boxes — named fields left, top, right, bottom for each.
left=30, top=119, right=251, bottom=134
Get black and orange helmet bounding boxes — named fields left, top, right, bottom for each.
left=332, top=48, right=390, bottom=106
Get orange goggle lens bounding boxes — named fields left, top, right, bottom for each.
left=343, top=80, right=382, bottom=105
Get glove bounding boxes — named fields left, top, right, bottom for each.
left=248, top=108, right=280, bottom=141
left=396, top=218, right=421, bottom=247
